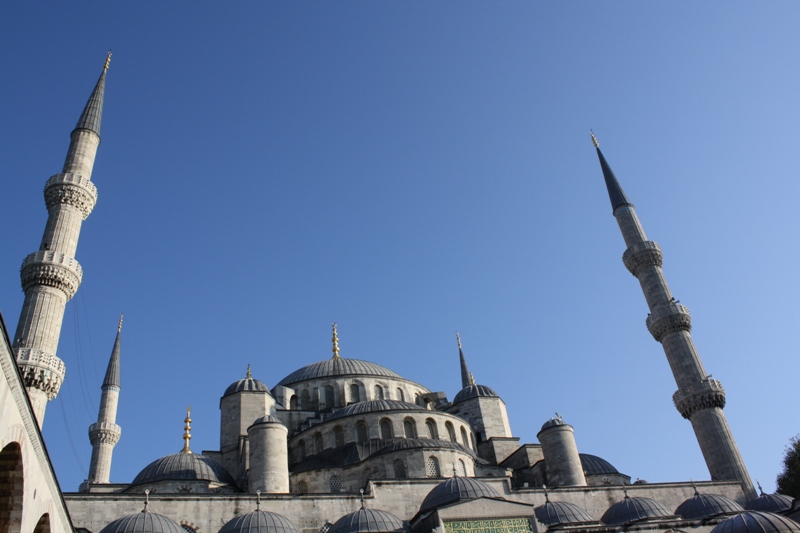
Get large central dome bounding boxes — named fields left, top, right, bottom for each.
left=277, top=358, right=403, bottom=387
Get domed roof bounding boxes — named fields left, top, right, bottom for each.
left=328, top=508, right=404, bottom=533
left=580, top=454, right=619, bottom=475
left=534, top=501, right=594, bottom=526
left=601, top=496, right=673, bottom=525
left=539, top=417, right=569, bottom=432
left=452, top=384, right=498, bottom=405
left=277, top=358, right=402, bottom=387
left=373, top=438, right=488, bottom=464
left=711, top=512, right=800, bottom=533
left=419, top=477, right=501, bottom=513
left=328, top=400, right=423, bottom=421
left=746, top=493, right=794, bottom=513
left=223, top=376, right=271, bottom=398
left=131, top=451, right=236, bottom=487
left=676, top=493, right=744, bottom=519
left=219, top=510, right=301, bottom=533
left=251, top=415, right=284, bottom=426
left=99, top=512, right=183, bottom=533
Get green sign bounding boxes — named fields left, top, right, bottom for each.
left=444, top=518, right=533, bottom=533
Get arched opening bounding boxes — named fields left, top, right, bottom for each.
left=373, top=385, right=384, bottom=400
left=297, top=440, right=306, bottom=461
left=380, top=418, right=393, bottom=440
left=356, top=421, right=369, bottom=444
left=295, top=480, right=308, bottom=494
left=325, top=385, right=335, bottom=409
left=446, top=421, right=456, bottom=442
left=0, top=442, right=24, bottom=533
left=403, top=418, right=417, bottom=439
left=361, top=468, right=372, bottom=488
left=32, top=515, right=50, bottom=533
left=314, top=432, right=324, bottom=454
left=396, top=388, right=405, bottom=402
left=330, top=475, right=342, bottom=492
left=425, top=419, right=438, bottom=439
left=334, top=426, right=345, bottom=447
left=470, top=433, right=476, bottom=451
left=300, top=389, right=311, bottom=410
left=393, top=459, right=407, bottom=479
left=349, top=384, right=361, bottom=403
left=456, top=459, right=466, bottom=477
left=460, top=426, right=469, bottom=446
left=289, top=395, right=298, bottom=410
left=426, top=456, right=441, bottom=478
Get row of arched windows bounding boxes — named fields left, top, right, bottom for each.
left=288, top=383, right=430, bottom=411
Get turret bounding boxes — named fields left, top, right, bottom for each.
left=537, top=415, right=586, bottom=487
left=86, top=316, right=123, bottom=485
left=13, top=53, right=110, bottom=425
left=592, top=133, right=756, bottom=500
left=247, top=415, right=289, bottom=493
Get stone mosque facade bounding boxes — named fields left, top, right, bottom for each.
left=1, top=58, right=799, bottom=533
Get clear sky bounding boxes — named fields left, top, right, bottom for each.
left=2, top=2, right=799, bottom=495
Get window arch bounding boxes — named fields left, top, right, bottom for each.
left=356, top=421, right=369, bottom=443
left=425, top=418, right=438, bottom=439
left=380, top=418, right=393, bottom=440
left=0, top=442, right=24, bottom=533
left=470, top=433, right=476, bottom=451
left=396, top=388, right=405, bottom=402
left=314, top=432, right=324, bottom=454
left=33, top=514, right=50, bottom=533
left=445, top=421, right=456, bottom=442
left=362, top=468, right=373, bottom=487
left=289, top=395, right=298, bottom=410
left=460, top=426, right=469, bottom=446
left=403, top=418, right=417, bottom=439
left=426, top=456, right=441, bottom=478
left=300, top=389, right=311, bottom=410
left=334, top=426, right=345, bottom=447
left=456, top=459, right=467, bottom=477
left=297, top=440, right=306, bottom=461
left=374, top=384, right=384, bottom=400
left=330, top=475, right=342, bottom=492
left=350, top=384, right=361, bottom=403
left=325, top=385, right=335, bottom=409
left=296, top=480, right=308, bottom=494
left=393, top=459, right=407, bottom=479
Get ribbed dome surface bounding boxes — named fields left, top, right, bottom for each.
left=419, top=477, right=500, bottom=512
left=534, top=501, right=594, bottom=525
left=251, top=415, right=283, bottom=426
left=711, top=512, right=800, bottom=533
left=278, top=358, right=402, bottom=387
left=328, top=508, right=404, bottom=533
left=745, top=494, right=794, bottom=513
left=224, top=377, right=271, bottom=398
left=580, top=454, right=619, bottom=475
left=99, top=512, right=183, bottom=533
left=131, top=452, right=236, bottom=486
left=601, top=497, right=673, bottom=525
left=540, top=417, right=568, bottom=432
left=328, top=400, right=423, bottom=421
left=452, top=384, right=498, bottom=404
left=676, top=493, right=744, bottom=519
left=373, top=438, right=486, bottom=463
left=218, top=510, right=301, bottom=533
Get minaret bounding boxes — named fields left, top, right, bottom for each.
left=592, top=133, right=756, bottom=500
left=87, top=315, right=123, bottom=484
left=456, top=332, right=473, bottom=389
left=12, top=53, right=110, bottom=425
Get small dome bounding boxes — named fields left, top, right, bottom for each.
left=676, top=493, right=744, bottom=519
left=601, top=496, right=673, bottom=525
left=251, top=415, right=284, bottom=426
left=328, top=508, right=404, bottom=533
left=223, top=377, right=271, bottom=398
left=218, top=510, right=301, bottom=533
left=580, top=454, right=619, bottom=475
left=539, top=417, right=568, bottom=432
left=99, top=512, right=183, bottom=533
left=746, top=493, right=794, bottom=513
left=278, top=358, right=403, bottom=387
left=711, top=512, right=800, bottom=533
left=452, top=384, right=498, bottom=405
left=131, top=452, right=236, bottom=487
left=328, top=400, right=424, bottom=421
left=419, top=477, right=500, bottom=513
left=534, top=501, right=594, bottom=526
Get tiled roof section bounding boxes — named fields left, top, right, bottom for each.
left=99, top=512, right=184, bottom=533
left=327, top=400, right=424, bottom=421
left=130, top=452, right=236, bottom=486
left=710, top=512, right=800, bottom=533
left=580, top=454, right=619, bottom=475
left=534, top=501, right=594, bottom=526
left=452, top=384, right=498, bottom=405
left=419, top=477, right=501, bottom=513
left=102, top=329, right=121, bottom=388
left=675, top=493, right=744, bottom=519
left=278, top=358, right=402, bottom=387
left=74, top=69, right=107, bottom=137
left=745, top=493, right=793, bottom=513
left=601, top=496, right=673, bottom=525
left=223, top=377, right=271, bottom=398
left=328, top=509, right=404, bottom=533
left=218, top=511, right=301, bottom=533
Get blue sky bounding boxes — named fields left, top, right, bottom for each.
left=2, top=2, right=799, bottom=494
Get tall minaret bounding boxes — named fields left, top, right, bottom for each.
left=592, top=133, right=756, bottom=500
left=87, top=316, right=123, bottom=485
left=13, top=53, right=110, bottom=425
left=456, top=332, right=473, bottom=389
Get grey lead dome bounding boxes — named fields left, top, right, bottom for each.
left=131, top=452, right=236, bottom=486
left=675, top=493, right=744, bottom=519
left=278, top=358, right=402, bottom=387
left=451, top=384, right=498, bottom=405
left=534, top=501, right=594, bottom=526
left=218, top=510, right=301, bottom=533
left=223, top=377, right=271, bottom=398
left=419, top=477, right=500, bottom=513
left=327, top=508, right=404, bottom=533
left=600, top=496, right=673, bottom=525
left=99, top=512, right=183, bottom=533
left=710, top=512, right=800, bottom=533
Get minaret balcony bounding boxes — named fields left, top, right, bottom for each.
left=672, top=379, right=726, bottom=419
left=44, top=172, right=98, bottom=219
left=645, top=302, right=691, bottom=342
left=622, top=241, right=663, bottom=277
left=20, top=251, right=83, bottom=298
left=89, top=422, right=122, bottom=445
left=15, top=348, right=65, bottom=399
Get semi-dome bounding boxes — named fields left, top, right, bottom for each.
left=601, top=496, right=673, bottom=525
left=278, top=358, right=403, bottom=387
left=675, top=493, right=744, bottom=519
left=218, top=510, right=301, bottom=533
left=711, top=512, right=800, bottom=533
left=374, top=438, right=488, bottom=463
left=328, top=400, right=423, bottom=421
left=745, top=493, right=793, bottom=513
left=419, top=476, right=501, bottom=513
left=99, top=512, right=183, bottom=533
left=580, top=454, right=619, bottom=475
left=131, top=452, right=236, bottom=487
left=534, top=501, right=594, bottom=526
left=328, top=508, right=404, bottom=533
left=223, top=376, right=271, bottom=398
left=452, top=384, right=498, bottom=405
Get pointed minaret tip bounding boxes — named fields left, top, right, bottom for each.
left=591, top=131, right=633, bottom=213
left=102, top=317, right=122, bottom=389
left=117, top=313, right=123, bottom=332
left=457, top=332, right=473, bottom=390
left=104, top=50, right=112, bottom=72
left=331, top=323, right=340, bottom=360
left=590, top=130, right=599, bottom=148
left=74, top=53, right=110, bottom=137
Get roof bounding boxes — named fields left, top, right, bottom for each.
left=534, top=501, right=594, bottom=526
left=328, top=508, right=404, bottom=533
left=419, top=477, right=501, bottom=513
left=539, top=417, right=568, bottom=433
left=600, top=496, right=673, bottom=525
left=710, top=512, right=800, bottom=533
left=452, top=384, right=498, bottom=405
left=130, top=451, right=236, bottom=487
left=595, top=147, right=633, bottom=213
left=223, top=377, right=271, bottom=398
left=251, top=415, right=283, bottom=426
left=103, top=329, right=121, bottom=388
left=675, top=493, right=744, bottom=519
left=218, top=510, right=301, bottom=533
left=278, top=358, right=402, bottom=387
left=745, top=493, right=794, bottom=513
left=373, top=438, right=488, bottom=464
left=99, top=512, right=183, bottom=533
left=328, top=400, right=424, bottom=421
left=580, top=454, right=619, bottom=475
left=74, top=69, right=107, bottom=138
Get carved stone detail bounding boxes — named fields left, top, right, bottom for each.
left=15, top=348, right=65, bottom=399
left=646, top=302, right=691, bottom=342
left=44, top=173, right=98, bottom=219
left=673, top=379, right=726, bottom=419
left=89, top=422, right=122, bottom=445
left=20, top=251, right=83, bottom=298
left=622, top=241, right=663, bottom=277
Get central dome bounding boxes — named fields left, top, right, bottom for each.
left=277, top=358, right=403, bottom=387
left=130, top=451, right=236, bottom=487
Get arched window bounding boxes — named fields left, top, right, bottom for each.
left=393, top=459, right=407, bottom=479
left=33, top=514, right=51, bottom=533
left=460, top=426, right=469, bottom=446
left=374, top=384, right=384, bottom=400
left=334, top=426, right=345, bottom=447
left=314, top=432, right=324, bottom=454
left=446, top=421, right=456, bottom=442
left=350, top=384, right=361, bottom=403
left=181, top=525, right=195, bottom=533
left=362, top=468, right=373, bottom=486
left=330, top=475, right=342, bottom=492
left=403, top=418, right=417, bottom=439
left=297, top=440, right=306, bottom=461
left=325, top=385, right=335, bottom=409
left=380, top=418, right=393, bottom=440
left=300, top=389, right=311, bottom=410
left=289, top=395, right=298, bottom=410
left=426, top=456, right=441, bottom=478
left=456, top=459, right=467, bottom=477
left=296, top=480, right=308, bottom=494
left=0, top=442, right=24, bottom=533
left=397, top=388, right=405, bottom=402
left=425, top=419, right=438, bottom=439
left=414, top=393, right=421, bottom=405
left=356, top=421, right=369, bottom=443
left=470, top=433, right=476, bottom=451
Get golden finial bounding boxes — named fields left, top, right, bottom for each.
left=117, top=314, right=124, bottom=333
left=182, top=405, right=192, bottom=454
left=246, top=364, right=252, bottom=379
left=104, top=50, right=112, bottom=72
left=590, top=130, right=599, bottom=148
left=469, top=372, right=476, bottom=386
left=332, top=323, right=340, bottom=360
left=456, top=331, right=462, bottom=350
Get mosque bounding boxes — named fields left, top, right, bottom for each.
left=1, top=57, right=798, bottom=533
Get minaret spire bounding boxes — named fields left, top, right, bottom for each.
left=456, top=332, right=472, bottom=389
left=592, top=137, right=756, bottom=500
left=13, top=56, right=108, bottom=425
left=86, top=317, right=123, bottom=486
left=331, top=323, right=340, bottom=360
left=182, top=406, right=193, bottom=454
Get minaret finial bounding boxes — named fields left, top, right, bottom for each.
left=542, top=484, right=549, bottom=502
left=359, top=488, right=365, bottom=509
left=757, top=480, right=764, bottom=496
left=104, top=51, right=112, bottom=72
left=623, top=484, right=629, bottom=499
left=247, top=364, right=252, bottom=379
left=256, top=490, right=261, bottom=510
left=182, top=406, right=192, bottom=454
left=117, top=314, right=124, bottom=333
left=143, top=489, right=150, bottom=512
left=691, top=479, right=698, bottom=496
left=332, top=323, right=340, bottom=360
left=469, top=372, right=476, bottom=386
left=590, top=130, right=599, bottom=148
left=456, top=331, right=462, bottom=350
